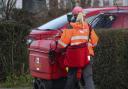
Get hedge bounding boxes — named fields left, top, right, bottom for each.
left=0, top=21, right=128, bottom=89
left=93, top=29, right=128, bottom=89
left=0, top=21, right=30, bottom=79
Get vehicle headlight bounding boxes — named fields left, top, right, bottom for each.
left=26, top=38, right=34, bottom=45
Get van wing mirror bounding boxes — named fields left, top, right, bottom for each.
left=67, top=13, right=73, bottom=22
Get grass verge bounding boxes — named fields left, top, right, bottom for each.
left=0, top=74, right=33, bottom=88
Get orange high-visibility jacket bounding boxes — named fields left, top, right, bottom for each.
left=58, top=22, right=99, bottom=56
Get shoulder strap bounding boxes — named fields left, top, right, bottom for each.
left=67, top=23, right=73, bottom=29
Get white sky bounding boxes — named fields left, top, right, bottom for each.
left=16, top=0, right=22, bottom=8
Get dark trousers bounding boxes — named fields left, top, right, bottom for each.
left=64, top=68, right=78, bottom=89
left=83, top=62, right=95, bottom=89
left=64, top=62, right=95, bottom=89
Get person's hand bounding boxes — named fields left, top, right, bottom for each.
left=88, top=56, right=94, bottom=64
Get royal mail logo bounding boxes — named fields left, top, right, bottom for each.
left=34, top=57, right=42, bottom=70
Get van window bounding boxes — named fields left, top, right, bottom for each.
left=91, top=14, right=116, bottom=29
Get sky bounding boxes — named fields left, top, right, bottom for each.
left=16, top=0, right=22, bottom=8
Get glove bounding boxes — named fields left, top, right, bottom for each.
left=88, top=56, right=94, bottom=64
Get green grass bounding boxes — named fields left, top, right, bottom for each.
left=0, top=74, right=33, bottom=88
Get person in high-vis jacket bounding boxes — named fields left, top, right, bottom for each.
left=58, top=6, right=99, bottom=89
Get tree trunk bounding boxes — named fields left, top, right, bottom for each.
left=23, top=0, right=47, bottom=13
left=81, top=0, right=86, bottom=8
left=49, top=0, right=58, bottom=10
left=23, top=0, right=33, bottom=12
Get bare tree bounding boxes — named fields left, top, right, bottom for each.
left=84, top=0, right=92, bottom=7
left=23, top=0, right=47, bottom=14
left=49, top=0, right=58, bottom=10
left=1, top=0, right=17, bottom=20
left=80, top=0, right=86, bottom=7
left=74, top=0, right=92, bottom=8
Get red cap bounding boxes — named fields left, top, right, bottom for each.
left=72, top=6, right=83, bottom=15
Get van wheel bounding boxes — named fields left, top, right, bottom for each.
left=33, top=78, right=52, bottom=89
